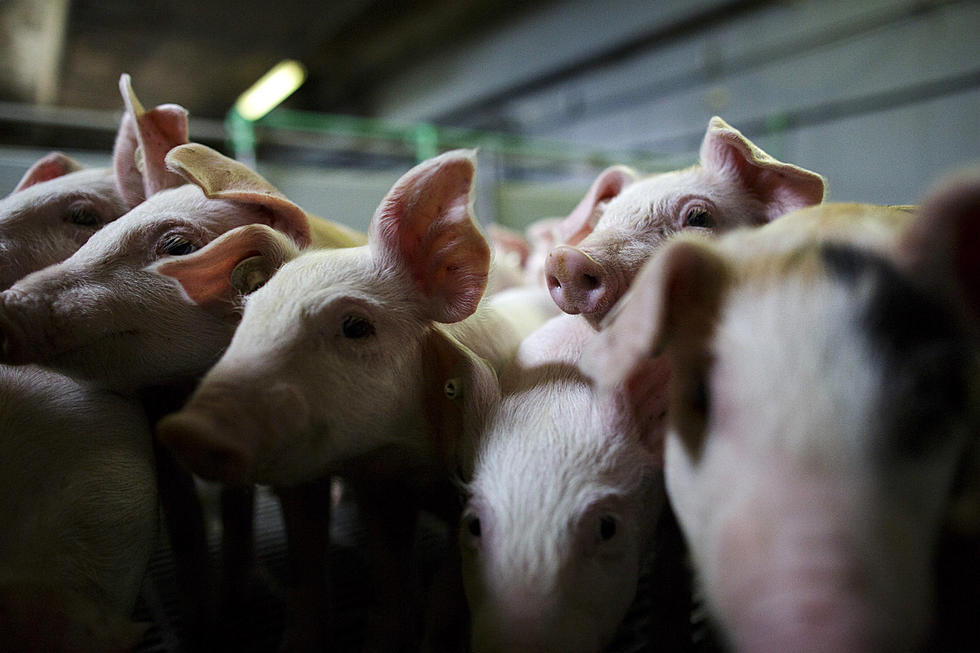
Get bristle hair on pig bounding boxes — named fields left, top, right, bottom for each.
left=545, top=116, right=826, bottom=328
left=460, top=309, right=672, bottom=653
left=582, top=173, right=980, bottom=653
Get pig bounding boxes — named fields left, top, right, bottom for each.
left=545, top=116, right=826, bottom=328
left=487, top=216, right=563, bottom=292
left=0, top=364, right=158, bottom=653
left=0, top=95, right=363, bottom=647
left=459, top=310, right=671, bottom=653
left=0, top=74, right=186, bottom=289
left=0, top=140, right=363, bottom=390
left=580, top=175, right=980, bottom=652
left=154, top=149, right=558, bottom=651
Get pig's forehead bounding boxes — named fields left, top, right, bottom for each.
left=2, top=167, right=116, bottom=214
left=265, top=247, right=374, bottom=296
left=602, top=167, right=719, bottom=218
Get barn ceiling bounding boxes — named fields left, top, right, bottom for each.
left=0, top=0, right=546, bottom=148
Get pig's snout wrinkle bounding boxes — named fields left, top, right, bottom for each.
left=545, top=246, right=616, bottom=319
left=156, top=411, right=254, bottom=486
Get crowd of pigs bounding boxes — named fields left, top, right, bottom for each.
left=0, top=74, right=977, bottom=653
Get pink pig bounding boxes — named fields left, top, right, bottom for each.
left=155, top=150, right=557, bottom=652
left=0, top=74, right=189, bottom=290
left=546, top=116, right=825, bottom=328
left=0, top=364, right=158, bottom=653
left=581, top=175, right=980, bottom=652
left=460, top=310, right=671, bottom=653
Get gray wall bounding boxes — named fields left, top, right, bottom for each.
left=369, top=0, right=980, bottom=205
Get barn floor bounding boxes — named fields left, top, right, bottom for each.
left=130, top=486, right=717, bottom=653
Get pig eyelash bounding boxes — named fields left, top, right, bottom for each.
left=158, top=234, right=199, bottom=257
left=683, top=207, right=714, bottom=229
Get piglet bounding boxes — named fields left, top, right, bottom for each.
left=581, top=177, right=980, bottom=652
left=156, top=149, right=557, bottom=651
left=546, top=117, right=825, bottom=328
left=0, top=364, right=158, bottom=653
left=0, top=74, right=185, bottom=289
left=459, top=310, right=670, bottom=653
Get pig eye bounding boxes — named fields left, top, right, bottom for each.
left=66, top=203, right=102, bottom=227
left=684, top=208, right=713, bottom=229
left=341, top=314, right=375, bottom=339
left=160, top=235, right=198, bottom=257
left=598, top=515, right=617, bottom=542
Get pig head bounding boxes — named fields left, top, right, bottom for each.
left=0, top=142, right=322, bottom=392
left=0, top=74, right=187, bottom=289
left=156, top=149, right=502, bottom=487
left=461, top=312, right=670, bottom=653
left=582, top=177, right=980, bottom=652
left=546, top=116, right=825, bottom=328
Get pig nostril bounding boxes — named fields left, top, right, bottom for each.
left=582, top=274, right=600, bottom=290
left=547, top=275, right=561, bottom=289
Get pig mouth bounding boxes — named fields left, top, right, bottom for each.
left=28, top=327, right=142, bottom=368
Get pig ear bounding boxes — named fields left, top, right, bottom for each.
left=583, top=240, right=729, bottom=457
left=557, top=165, right=637, bottom=244
left=488, top=223, right=531, bottom=268
left=370, top=149, right=490, bottom=323
left=165, top=143, right=313, bottom=248
left=118, top=73, right=189, bottom=198
left=700, top=116, right=825, bottom=221
left=13, top=152, right=83, bottom=192
left=586, top=237, right=730, bottom=379
left=112, top=111, right=146, bottom=207
left=899, top=170, right=980, bottom=319
left=152, top=223, right=300, bottom=309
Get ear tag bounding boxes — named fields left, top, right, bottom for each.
left=444, top=377, right=463, bottom=400
left=231, top=255, right=273, bottom=294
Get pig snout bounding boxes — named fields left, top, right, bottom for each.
left=156, top=408, right=255, bottom=486
left=157, top=378, right=309, bottom=486
left=713, top=504, right=916, bottom=653
left=545, top=245, right=619, bottom=320
left=471, top=597, right=602, bottom=653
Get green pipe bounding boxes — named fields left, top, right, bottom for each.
left=225, top=106, right=677, bottom=171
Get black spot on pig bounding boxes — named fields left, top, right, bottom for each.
left=820, top=243, right=972, bottom=458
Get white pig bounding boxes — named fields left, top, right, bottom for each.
left=0, top=74, right=187, bottom=289
left=0, top=364, right=158, bottom=653
left=545, top=116, right=825, bottom=328
left=0, top=141, right=363, bottom=390
left=155, top=149, right=557, bottom=652
left=460, top=310, right=670, bottom=653
left=581, top=176, right=980, bottom=652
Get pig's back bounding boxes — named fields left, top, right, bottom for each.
left=0, top=364, right=158, bottom=613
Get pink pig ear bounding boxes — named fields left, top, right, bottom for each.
left=152, top=223, right=300, bottom=310
left=582, top=238, right=731, bottom=457
left=899, top=170, right=980, bottom=320
left=165, top=143, right=313, bottom=248
left=557, top=165, right=637, bottom=245
left=118, top=73, right=189, bottom=200
left=370, top=149, right=490, bottom=323
left=700, top=116, right=825, bottom=221
left=13, top=152, right=83, bottom=192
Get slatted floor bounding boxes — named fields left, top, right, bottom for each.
left=131, top=487, right=712, bottom=653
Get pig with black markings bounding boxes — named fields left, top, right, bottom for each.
left=582, top=175, right=980, bottom=653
